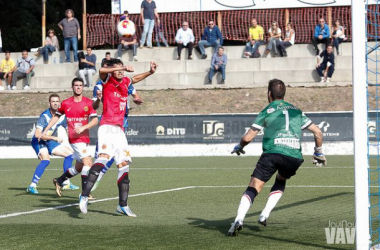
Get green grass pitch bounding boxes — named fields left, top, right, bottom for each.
left=0, top=156, right=356, bottom=250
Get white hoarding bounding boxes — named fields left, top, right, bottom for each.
left=112, top=0, right=377, bottom=14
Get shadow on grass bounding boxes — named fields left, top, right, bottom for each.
left=187, top=192, right=351, bottom=250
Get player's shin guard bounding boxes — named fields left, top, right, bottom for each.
left=56, top=167, right=79, bottom=185
left=63, top=155, right=74, bottom=172
left=81, top=158, right=108, bottom=196
left=235, top=187, right=258, bottom=223
left=81, top=166, right=91, bottom=189
left=31, top=160, right=50, bottom=186
left=261, top=177, right=286, bottom=219
left=117, top=166, right=130, bottom=207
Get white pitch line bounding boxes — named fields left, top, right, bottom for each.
left=0, top=186, right=195, bottom=219
left=196, top=185, right=358, bottom=188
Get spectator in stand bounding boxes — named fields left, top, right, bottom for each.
left=207, top=47, right=227, bottom=85
left=277, top=23, right=295, bottom=57
left=11, top=50, right=35, bottom=90
left=78, top=47, right=97, bottom=87
left=140, top=0, right=160, bottom=49
left=244, top=18, right=265, bottom=59
left=262, top=21, right=282, bottom=58
left=316, top=45, right=335, bottom=83
left=0, top=29, right=2, bottom=53
left=117, top=11, right=139, bottom=61
left=332, top=19, right=347, bottom=55
left=175, top=21, right=195, bottom=60
left=312, top=17, right=330, bottom=56
left=0, top=51, right=15, bottom=90
left=58, top=9, right=81, bottom=63
left=101, top=52, right=113, bottom=67
left=197, top=20, right=223, bottom=59
left=155, top=22, right=169, bottom=47
left=35, top=29, right=60, bottom=64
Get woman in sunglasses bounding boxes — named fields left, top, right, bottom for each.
left=262, top=21, right=282, bottom=58
left=35, top=29, right=60, bottom=64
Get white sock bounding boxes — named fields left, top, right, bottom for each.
left=260, top=191, right=283, bottom=219
left=62, top=180, right=70, bottom=186
left=81, top=166, right=90, bottom=176
left=30, top=182, right=37, bottom=188
left=235, top=194, right=252, bottom=223
left=68, top=167, right=79, bottom=176
left=97, top=171, right=105, bottom=182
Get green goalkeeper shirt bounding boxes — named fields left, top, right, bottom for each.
left=251, top=100, right=312, bottom=160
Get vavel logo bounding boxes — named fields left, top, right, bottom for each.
left=156, top=125, right=186, bottom=139
left=203, top=121, right=224, bottom=140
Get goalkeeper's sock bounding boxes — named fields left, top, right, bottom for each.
left=117, top=166, right=130, bottom=207
left=260, top=177, right=286, bottom=219
left=81, top=158, right=107, bottom=197
left=63, top=155, right=73, bottom=172
left=235, top=186, right=258, bottom=223
left=31, top=160, right=50, bottom=185
left=57, top=167, right=79, bottom=185
left=81, top=166, right=91, bottom=189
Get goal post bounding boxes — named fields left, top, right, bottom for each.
left=352, top=0, right=370, bottom=249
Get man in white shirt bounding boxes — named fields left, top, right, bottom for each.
left=175, top=21, right=195, bottom=60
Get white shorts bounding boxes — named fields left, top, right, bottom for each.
left=70, top=143, right=92, bottom=163
left=97, top=125, right=132, bottom=165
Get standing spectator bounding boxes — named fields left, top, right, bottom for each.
left=207, top=47, right=227, bottom=84
left=197, top=20, right=223, bottom=59
left=11, top=50, right=35, bottom=90
left=0, top=51, right=15, bottom=90
left=140, top=0, right=160, bottom=49
left=35, top=29, right=60, bottom=64
left=0, top=29, right=2, bottom=53
left=58, top=9, right=81, bottom=63
left=117, top=11, right=139, bottom=61
left=277, top=23, right=295, bottom=57
left=101, top=52, right=113, bottom=67
left=332, top=19, right=347, bottom=55
left=78, top=47, right=97, bottom=87
left=316, top=45, right=335, bottom=83
left=311, top=18, right=330, bottom=56
left=262, top=21, right=282, bottom=58
left=175, top=21, right=195, bottom=60
left=244, top=18, right=264, bottom=58
left=155, top=22, right=169, bottom=47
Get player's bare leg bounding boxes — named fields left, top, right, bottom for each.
left=116, top=160, right=136, bottom=217
left=258, top=174, right=287, bottom=227
left=227, top=177, right=265, bottom=236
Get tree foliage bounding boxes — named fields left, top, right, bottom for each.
left=0, top=0, right=111, bottom=51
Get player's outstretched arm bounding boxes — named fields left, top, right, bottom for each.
left=99, top=66, right=132, bottom=82
left=131, top=61, right=158, bottom=84
left=38, top=115, right=60, bottom=141
left=231, top=128, right=259, bottom=155
left=307, top=123, right=327, bottom=166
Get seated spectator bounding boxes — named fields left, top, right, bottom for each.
left=175, top=21, right=195, bottom=60
left=316, top=45, right=335, bottom=83
left=35, top=29, right=59, bottom=64
left=263, top=21, right=281, bottom=58
left=332, top=19, right=347, bottom=55
left=101, top=52, right=113, bottom=67
left=78, top=47, right=97, bottom=87
left=244, top=18, right=264, bottom=59
left=155, top=22, right=169, bottom=47
left=0, top=51, right=15, bottom=90
left=11, top=50, right=35, bottom=90
left=277, top=23, right=295, bottom=57
left=117, top=11, right=139, bottom=61
left=197, top=20, right=223, bottom=59
left=312, top=18, right=330, bottom=56
left=207, top=47, right=227, bottom=84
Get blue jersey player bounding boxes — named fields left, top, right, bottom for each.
left=27, top=94, right=79, bottom=194
left=90, top=78, right=143, bottom=191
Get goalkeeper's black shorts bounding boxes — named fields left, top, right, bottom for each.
left=251, top=153, right=304, bottom=182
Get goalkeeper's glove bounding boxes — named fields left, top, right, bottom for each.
left=231, top=144, right=245, bottom=156
left=312, top=147, right=327, bottom=167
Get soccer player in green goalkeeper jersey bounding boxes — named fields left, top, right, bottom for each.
left=227, top=78, right=327, bottom=236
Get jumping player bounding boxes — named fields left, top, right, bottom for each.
left=90, top=74, right=143, bottom=192
left=79, top=59, right=157, bottom=215
left=28, top=94, right=77, bottom=194
left=227, top=79, right=327, bottom=236
left=40, top=78, right=98, bottom=197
